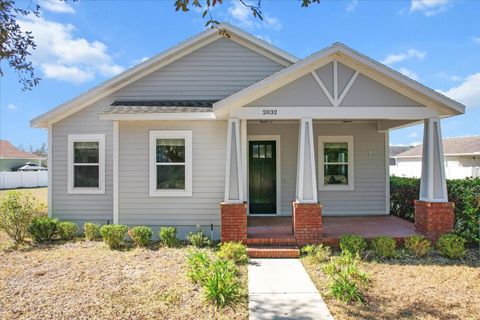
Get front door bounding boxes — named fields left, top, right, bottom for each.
left=249, top=141, right=276, bottom=214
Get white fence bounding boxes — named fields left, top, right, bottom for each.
left=390, top=165, right=479, bottom=179
left=0, top=171, right=48, bottom=189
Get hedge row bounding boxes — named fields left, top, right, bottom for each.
left=390, top=176, right=480, bottom=244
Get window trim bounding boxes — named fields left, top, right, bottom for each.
left=68, top=134, right=105, bottom=194
left=149, top=130, right=192, bottom=197
left=318, top=136, right=354, bottom=191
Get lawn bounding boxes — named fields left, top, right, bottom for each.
left=0, top=188, right=48, bottom=213
left=0, top=237, right=248, bottom=320
left=303, top=251, right=480, bottom=320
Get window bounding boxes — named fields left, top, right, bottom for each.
left=318, top=136, right=354, bottom=191
left=150, top=130, right=192, bottom=197
left=68, top=134, right=105, bottom=194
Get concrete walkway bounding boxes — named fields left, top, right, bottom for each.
left=248, top=259, right=334, bottom=320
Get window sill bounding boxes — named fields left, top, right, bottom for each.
left=149, top=189, right=192, bottom=197
left=68, top=188, right=105, bottom=195
left=318, top=185, right=354, bottom=191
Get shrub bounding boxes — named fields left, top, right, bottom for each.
left=84, top=223, right=101, bottom=241
left=322, top=253, right=369, bottom=304
left=436, top=234, right=466, bottom=259
left=159, top=227, right=178, bottom=247
left=128, top=226, right=152, bottom=247
left=28, top=217, right=59, bottom=243
left=404, top=235, right=431, bottom=258
left=370, top=236, right=397, bottom=258
left=57, top=221, right=78, bottom=240
left=301, top=244, right=332, bottom=263
left=0, top=190, right=40, bottom=244
left=339, top=234, right=367, bottom=257
left=217, top=242, right=248, bottom=265
left=186, top=249, right=211, bottom=284
left=203, top=258, right=240, bottom=307
left=186, top=230, right=211, bottom=248
left=100, top=224, right=128, bottom=249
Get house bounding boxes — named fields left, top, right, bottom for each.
left=0, top=140, right=45, bottom=172
left=389, top=145, right=413, bottom=165
left=391, top=136, right=480, bottom=179
left=30, top=23, right=465, bottom=251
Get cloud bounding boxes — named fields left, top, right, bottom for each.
left=39, top=0, right=75, bottom=14
left=409, top=0, right=450, bottom=16
left=408, top=132, right=419, bottom=138
left=438, top=72, right=480, bottom=108
left=227, top=1, right=281, bottom=31
left=472, top=37, right=480, bottom=44
left=346, top=0, right=358, bottom=12
left=398, top=67, right=420, bottom=81
left=254, top=34, right=273, bottom=44
left=6, top=104, right=18, bottom=110
left=18, top=15, right=124, bottom=84
left=381, top=48, right=426, bottom=65
left=133, top=57, right=149, bottom=65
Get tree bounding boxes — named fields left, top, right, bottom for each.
left=1, top=0, right=320, bottom=91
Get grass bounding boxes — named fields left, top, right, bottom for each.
left=0, top=236, right=248, bottom=320
left=303, top=250, right=480, bottom=320
left=0, top=187, right=48, bottom=213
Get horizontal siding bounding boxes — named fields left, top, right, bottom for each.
left=51, top=97, right=114, bottom=222
left=115, top=38, right=285, bottom=100
left=118, top=121, right=227, bottom=226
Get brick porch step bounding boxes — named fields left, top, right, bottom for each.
left=244, top=235, right=297, bottom=246
left=247, top=246, right=300, bottom=258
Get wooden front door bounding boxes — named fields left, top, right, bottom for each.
left=249, top=141, right=277, bottom=214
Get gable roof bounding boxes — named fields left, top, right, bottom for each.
left=390, top=145, right=414, bottom=157
left=0, top=140, right=44, bottom=159
left=213, top=43, right=465, bottom=116
left=395, top=136, right=480, bottom=158
left=30, top=23, right=298, bottom=128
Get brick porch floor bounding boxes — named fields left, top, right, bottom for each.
left=247, top=215, right=418, bottom=239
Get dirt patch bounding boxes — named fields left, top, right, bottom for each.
left=0, top=238, right=248, bottom=320
left=303, top=251, right=480, bottom=320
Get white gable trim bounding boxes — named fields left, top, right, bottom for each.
left=213, top=43, right=465, bottom=116
left=31, top=23, right=297, bottom=128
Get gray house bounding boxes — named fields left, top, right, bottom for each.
left=31, top=24, right=465, bottom=249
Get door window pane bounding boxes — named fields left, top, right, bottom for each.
left=253, top=144, right=259, bottom=159
left=74, top=166, right=99, bottom=187
left=324, top=143, right=348, bottom=163
left=324, top=164, right=348, bottom=185
left=156, top=139, right=185, bottom=163
left=157, top=165, right=185, bottom=189
left=259, top=144, right=265, bottom=158
left=266, top=144, right=272, bottom=159
left=74, top=142, right=99, bottom=163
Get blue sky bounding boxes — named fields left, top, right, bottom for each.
left=1, top=0, right=479, bottom=149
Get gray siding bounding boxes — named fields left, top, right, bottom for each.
left=116, top=38, right=285, bottom=100
left=51, top=97, right=114, bottom=223
left=118, top=121, right=227, bottom=229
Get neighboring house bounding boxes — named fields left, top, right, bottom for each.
left=389, top=145, right=413, bottom=166
left=391, top=136, right=480, bottom=179
left=0, top=140, right=45, bottom=172
left=30, top=23, right=465, bottom=242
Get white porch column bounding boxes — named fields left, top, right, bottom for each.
left=419, top=117, right=448, bottom=202
left=296, top=118, right=318, bottom=203
left=224, top=118, right=244, bottom=203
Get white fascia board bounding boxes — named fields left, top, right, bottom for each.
left=98, top=112, right=217, bottom=121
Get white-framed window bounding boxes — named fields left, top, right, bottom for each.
left=68, top=134, right=105, bottom=194
left=149, top=130, right=192, bottom=197
left=318, top=136, right=354, bottom=191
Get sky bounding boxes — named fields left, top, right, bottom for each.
left=1, top=0, right=479, bottom=149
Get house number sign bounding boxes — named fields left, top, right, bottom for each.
left=262, top=109, right=278, bottom=115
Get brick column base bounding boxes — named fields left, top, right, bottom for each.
left=414, top=200, right=454, bottom=241
left=293, top=202, right=322, bottom=245
left=220, top=202, right=247, bottom=243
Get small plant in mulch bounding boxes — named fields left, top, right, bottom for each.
left=216, top=242, right=248, bottom=265
left=339, top=234, right=367, bottom=257
left=370, top=236, right=397, bottom=259
left=100, top=224, right=128, bottom=249
left=159, top=227, right=179, bottom=248
left=57, top=222, right=78, bottom=241
left=84, top=223, right=101, bottom=241
left=128, top=226, right=153, bottom=247
left=186, top=230, right=212, bottom=248
left=28, top=217, right=59, bottom=243
left=301, top=244, right=332, bottom=263
left=436, top=234, right=466, bottom=259
left=404, top=235, right=431, bottom=258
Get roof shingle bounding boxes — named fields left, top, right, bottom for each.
left=0, top=140, right=44, bottom=159
left=394, top=136, right=480, bottom=157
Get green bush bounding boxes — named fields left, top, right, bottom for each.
left=217, top=242, right=248, bottom=265
left=370, top=236, right=396, bottom=258
left=57, top=221, right=78, bottom=240
left=339, top=234, right=367, bottom=257
left=203, top=258, right=240, bottom=307
left=436, top=234, right=466, bottom=259
left=84, top=223, right=101, bottom=241
left=186, top=249, right=211, bottom=284
left=0, top=190, right=40, bottom=244
left=28, top=217, right=59, bottom=243
left=128, top=226, right=152, bottom=247
left=159, top=227, right=178, bottom=247
left=186, top=230, right=212, bottom=248
left=404, top=235, right=431, bottom=258
left=390, top=176, right=480, bottom=244
left=100, top=224, right=128, bottom=249
left=301, top=244, right=332, bottom=263
left=322, top=253, right=369, bottom=304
